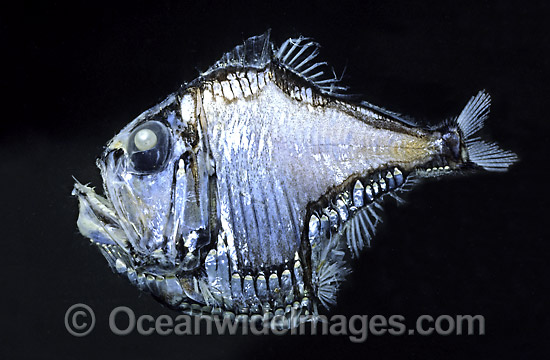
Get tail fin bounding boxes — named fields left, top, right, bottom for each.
left=456, top=91, right=518, bottom=171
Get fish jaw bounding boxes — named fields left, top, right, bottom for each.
left=72, top=180, right=129, bottom=249
left=73, top=180, right=200, bottom=307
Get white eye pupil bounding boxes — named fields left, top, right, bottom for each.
left=134, top=128, right=158, bottom=151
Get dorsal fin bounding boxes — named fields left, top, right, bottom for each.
left=202, top=30, right=274, bottom=76
left=275, top=36, right=348, bottom=96
left=202, top=31, right=354, bottom=98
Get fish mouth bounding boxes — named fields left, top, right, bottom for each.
left=72, top=179, right=193, bottom=305
left=72, top=179, right=129, bottom=249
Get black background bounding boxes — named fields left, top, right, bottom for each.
left=3, top=1, right=549, bottom=359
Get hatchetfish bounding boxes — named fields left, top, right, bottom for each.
left=73, top=31, right=517, bottom=325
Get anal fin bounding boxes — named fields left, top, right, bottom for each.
left=341, top=170, right=419, bottom=258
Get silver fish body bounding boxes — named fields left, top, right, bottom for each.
left=74, top=31, right=517, bottom=321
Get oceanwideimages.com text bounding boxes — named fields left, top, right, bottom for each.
left=65, top=303, right=485, bottom=343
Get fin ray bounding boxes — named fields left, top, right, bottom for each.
left=455, top=90, right=518, bottom=171
left=343, top=172, right=420, bottom=258
left=202, top=30, right=273, bottom=75
left=465, top=138, right=518, bottom=171
left=344, top=202, right=380, bottom=258
left=275, top=35, right=347, bottom=96
left=456, top=91, right=490, bottom=139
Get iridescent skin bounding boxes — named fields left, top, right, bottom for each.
left=201, top=73, right=442, bottom=270
left=73, top=32, right=516, bottom=319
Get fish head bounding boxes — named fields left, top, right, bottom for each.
left=73, top=93, right=212, bottom=274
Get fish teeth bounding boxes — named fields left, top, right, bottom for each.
left=126, top=267, right=137, bottom=283
left=335, top=197, right=349, bottom=223
left=243, top=274, right=260, bottom=312
left=268, top=272, right=281, bottom=306
left=280, top=269, right=294, bottom=304
left=311, top=167, right=408, bottom=244
left=386, top=171, right=396, bottom=190
left=136, top=272, right=147, bottom=290
left=371, top=181, right=380, bottom=196
left=393, top=167, right=404, bottom=186
left=353, top=180, right=365, bottom=208
left=205, top=249, right=219, bottom=292
left=231, top=273, right=243, bottom=305
left=365, top=184, right=375, bottom=202
left=379, top=177, right=387, bottom=192
left=326, top=207, right=339, bottom=232
left=308, top=214, right=321, bottom=248
left=255, top=272, right=268, bottom=299
left=319, top=214, right=330, bottom=238
left=163, top=276, right=186, bottom=307
left=115, top=258, right=127, bottom=273
left=293, top=260, right=305, bottom=297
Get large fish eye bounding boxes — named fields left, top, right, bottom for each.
left=128, top=121, right=171, bottom=173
